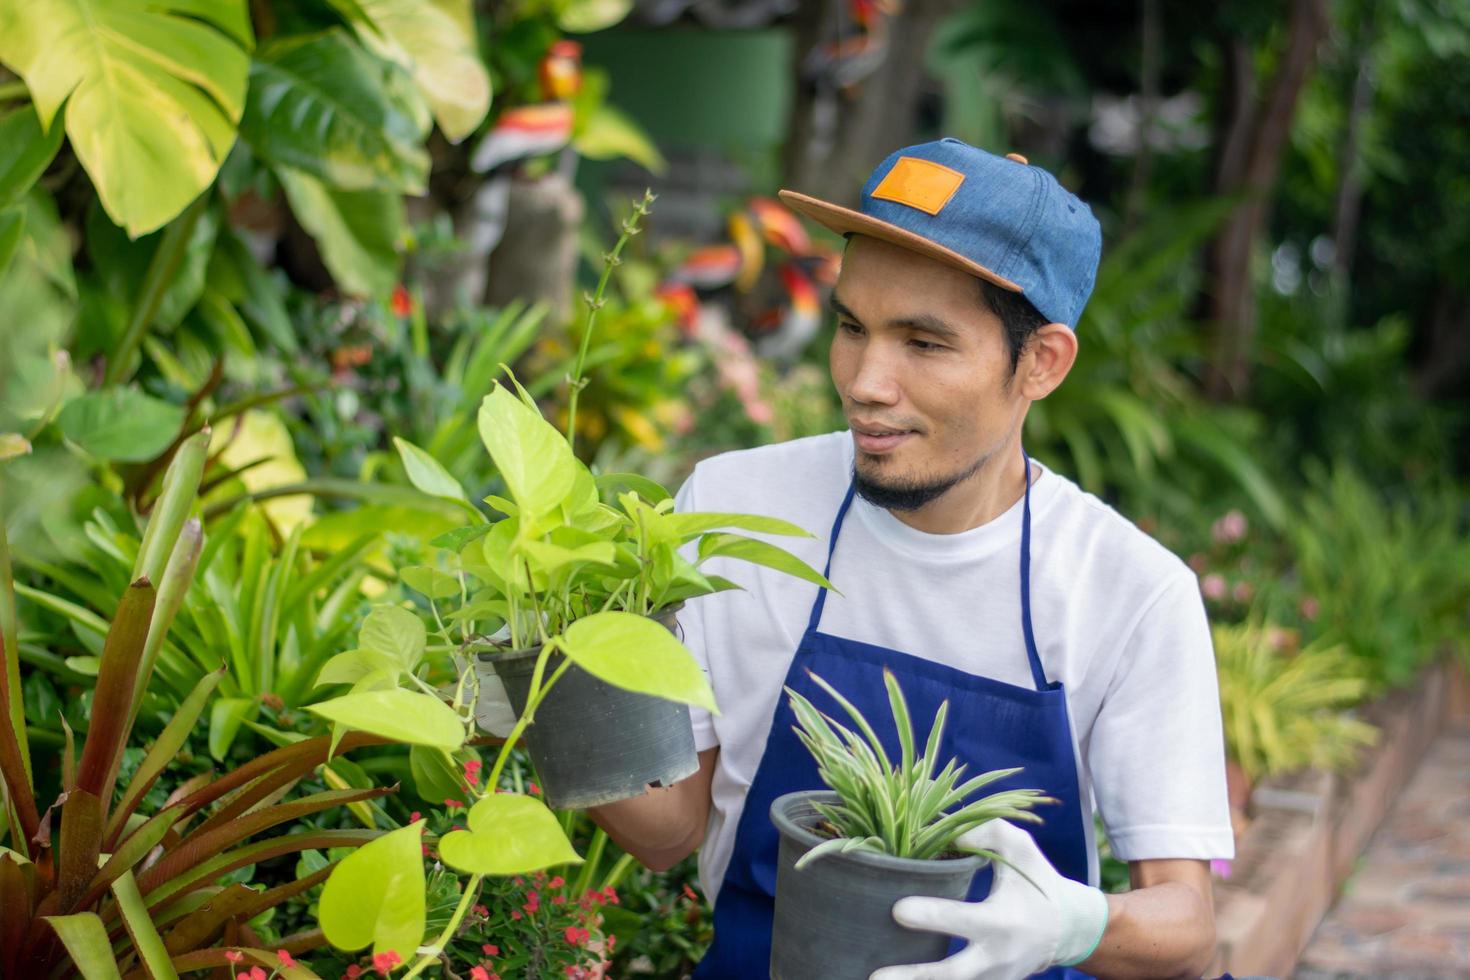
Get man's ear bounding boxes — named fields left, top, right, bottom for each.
left=1017, top=323, right=1078, bottom=400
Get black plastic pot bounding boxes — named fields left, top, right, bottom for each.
left=770, top=790, right=986, bottom=980
left=478, top=608, right=698, bottom=810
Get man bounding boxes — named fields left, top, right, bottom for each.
left=590, top=140, right=1234, bottom=978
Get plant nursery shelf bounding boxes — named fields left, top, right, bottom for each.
left=1208, top=661, right=1470, bottom=977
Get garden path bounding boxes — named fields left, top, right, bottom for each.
left=1293, top=721, right=1470, bottom=979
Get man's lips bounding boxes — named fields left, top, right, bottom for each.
left=850, top=422, right=917, bottom=454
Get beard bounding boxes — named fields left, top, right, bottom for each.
left=851, top=452, right=990, bottom=512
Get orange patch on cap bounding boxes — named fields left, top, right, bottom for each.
left=870, top=157, right=965, bottom=215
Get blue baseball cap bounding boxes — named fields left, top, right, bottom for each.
left=778, top=138, right=1102, bottom=329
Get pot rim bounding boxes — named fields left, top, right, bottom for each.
left=470, top=602, right=684, bottom=664
left=771, top=790, right=988, bottom=875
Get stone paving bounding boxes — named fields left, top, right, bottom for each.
left=1294, top=723, right=1470, bottom=979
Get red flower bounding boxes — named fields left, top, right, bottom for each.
left=473, top=905, right=490, bottom=919
left=563, top=925, right=590, bottom=947
left=224, top=950, right=244, bottom=964
left=481, top=943, right=499, bottom=956
left=470, top=968, right=491, bottom=980
left=276, top=949, right=296, bottom=968
left=409, top=811, right=421, bottom=822
left=248, top=968, right=267, bottom=980
left=548, top=875, right=564, bottom=889
left=372, top=950, right=402, bottom=975
left=444, top=798, right=464, bottom=809
left=511, top=910, right=522, bottom=920
left=682, top=883, right=699, bottom=903
left=463, top=758, right=483, bottom=786
left=523, top=890, right=540, bottom=914
left=527, top=782, right=541, bottom=796
left=602, top=885, right=620, bottom=905
left=390, top=284, right=413, bottom=317
left=607, top=934, right=617, bottom=953
left=346, top=967, right=363, bottom=979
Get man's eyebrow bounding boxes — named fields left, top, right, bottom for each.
left=829, top=295, right=959, bottom=340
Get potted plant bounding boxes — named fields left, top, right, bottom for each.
left=313, top=193, right=833, bottom=812
left=770, top=670, right=1053, bottom=980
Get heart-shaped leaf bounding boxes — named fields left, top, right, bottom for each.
left=358, top=604, right=426, bottom=670
left=319, top=821, right=426, bottom=959
left=477, top=385, right=576, bottom=517
left=556, top=612, right=717, bottom=713
left=393, top=436, right=469, bottom=502
left=307, top=689, right=465, bottom=749
left=438, top=793, right=581, bottom=875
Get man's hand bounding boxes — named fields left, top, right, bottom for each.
left=869, top=820, right=1108, bottom=980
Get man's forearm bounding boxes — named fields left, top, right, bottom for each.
left=1077, top=877, right=1216, bottom=979
left=586, top=747, right=718, bottom=872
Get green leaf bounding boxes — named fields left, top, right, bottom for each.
left=408, top=744, right=465, bottom=805
left=318, top=821, right=426, bottom=959
left=594, top=471, right=670, bottom=505
left=696, top=533, right=834, bottom=590
left=242, top=30, right=429, bottom=193
left=208, top=696, right=256, bottom=761
left=393, top=436, right=469, bottom=502
left=438, top=793, right=581, bottom=874
left=307, top=689, right=465, bottom=749
left=557, top=0, right=633, bottom=32
left=55, top=388, right=185, bottom=462
left=275, top=165, right=402, bottom=297
left=0, top=208, right=22, bottom=279
left=314, top=648, right=401, bottom=687
left=574, top=103, right=665, bottom=173
left=0, top=0, right=252, bottom=237
left=358, top=604, right=426, bottom=670
left=658, top=512, right=815, bottom=542
left=342, top=0, right=492, bottom=142
left=476, top=385, right=576, bottom=516
left=429, top=524, right=491, bottom=551
left=112, top=869, right=180, bottom=979
left=43, top=913, right=124, bottom=980
left=556, top=612, right=716, bottom=712
left=0, top=103, right=65, bottom=210
left=399, top=564, right=461, bottom=599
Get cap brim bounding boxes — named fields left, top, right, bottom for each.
left=777, top=189, right=1022, bottom=294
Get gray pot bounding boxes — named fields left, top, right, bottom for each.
left=770, top=791, right=986, bottom=980
left=478, top=609, right=697, bottom=810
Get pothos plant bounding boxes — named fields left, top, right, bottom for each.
left=303, top=193, right=834, bottom=974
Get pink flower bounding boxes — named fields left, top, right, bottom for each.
left=248, top=968, right=267, bottom=980
left=372, top=950, right=402, bottom=975
left=607, top=934, right=617, bottom=953
left=408, top=811, right=421, bottom=822
left=563, top=925, right=590, bottom=946
left=1300, top=596, right=1320, bottom=621
left=224, top=951, right=244, bottom=964
left=346, top=967, right=363, bottom=979
left=1201, top=574, right=1227, bottom=602
left=464, top=758, right=483, bottom=785
left=548, top=875, right=564, bottom=889
left=527, top=782, right=541, bottom=797
left=481, top=943, right=499, bottom=956
left=277, top=949, right=296, bottom=968
left=523, top=890, right=540, bottom=914
left=470, top=968, right=491, bottom=980
left=444, top=798, right=464, bottom=809
left=1211, top=510, right=1248, bottom=544
left=473, top=906, right=490, bottom=919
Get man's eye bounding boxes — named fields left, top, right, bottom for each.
left=838, top=320, right=863, bottom=335
left=909, top=338, right=946, bottom=352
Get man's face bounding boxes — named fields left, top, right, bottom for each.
left=828, top=235, right=1028, bottom=511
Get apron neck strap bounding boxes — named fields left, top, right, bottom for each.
left=804, top=482, right=857, bottom=635
left=1019, top=446, right=1049, bottom=690
left=805, top=450, right=1050, bottom=693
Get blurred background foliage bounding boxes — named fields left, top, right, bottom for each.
left=2, top=0, right=1468, bottom=975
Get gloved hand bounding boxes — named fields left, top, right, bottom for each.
left=869, top=820, right=1109, bottom=980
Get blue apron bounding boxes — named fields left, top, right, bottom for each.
left=695, top=449, right=1094, bottom=979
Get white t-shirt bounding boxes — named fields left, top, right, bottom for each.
left=675, top=431, right=1234, bottom=902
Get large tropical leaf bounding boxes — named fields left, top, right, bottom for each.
left=276, top=167, right=403, bottom=297
left=242, top=30, right=429, bottom=193
left=0, top=0, right=253, bottom=237
left=338, top=0, right=492, bottom=142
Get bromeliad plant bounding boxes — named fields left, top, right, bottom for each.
left=0, top=430, right=392, bottom=979
left=786, top=670, right=1053, bottom=868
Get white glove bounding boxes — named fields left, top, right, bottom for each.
left=870, top=820, right=1109, bottom=980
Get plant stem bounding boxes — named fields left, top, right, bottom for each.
left=105, top=195, right=208, bottom=387
left=566, top=190, right=655, bottom=455
left=402, top=872, right=484, bottom=978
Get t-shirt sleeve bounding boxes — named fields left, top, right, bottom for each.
left=673, top=469, right=720, bottom=752
left=1086, top=571, right=1235, bottom=861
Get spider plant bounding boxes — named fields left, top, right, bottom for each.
left=786, top=669, right=1053, bottom=868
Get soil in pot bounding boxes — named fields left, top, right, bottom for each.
left=769, top=790, right=986, bottom=980
left=479, top=607, right=698, bottom=810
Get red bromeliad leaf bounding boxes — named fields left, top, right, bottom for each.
left=73, top=578, right=156, bottom=814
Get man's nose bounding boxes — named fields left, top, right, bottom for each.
left=847, top=343, right=901, bottom=405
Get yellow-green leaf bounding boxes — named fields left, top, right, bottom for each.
left=0, top=0, right=252, bottom=237
left=307, top=689, right=465, bottom=749
left=319, top=821, right=426, bottom=959
left=439, top=793, right=581, bottom=875
left=556, top=612, right=717, bottom=713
